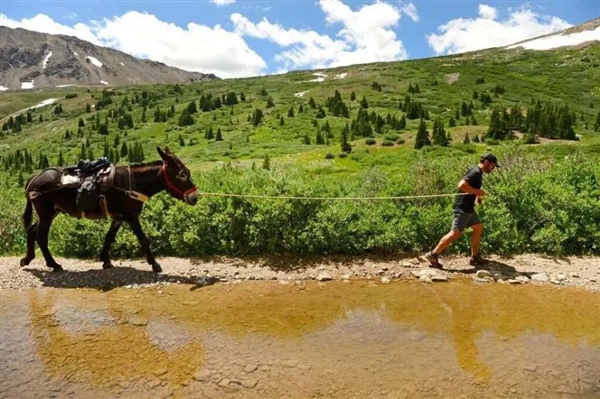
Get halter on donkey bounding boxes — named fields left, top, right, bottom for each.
left=21, top=147, right=198, bottom=273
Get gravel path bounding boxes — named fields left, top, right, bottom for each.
left=1, top=253, right=598, bottom=291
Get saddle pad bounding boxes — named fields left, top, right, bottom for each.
left=61, top=174, right=80, bottom=186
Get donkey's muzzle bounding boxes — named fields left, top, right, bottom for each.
left=185, top=190, right=199, bottom=205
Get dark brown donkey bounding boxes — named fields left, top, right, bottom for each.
left=21, top=147, right=199, bottom=273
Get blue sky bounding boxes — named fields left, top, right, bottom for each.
left=0, top=1, right=598, bottom=78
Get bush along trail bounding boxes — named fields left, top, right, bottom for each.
left=0, top=150, right=599, bottom=292
left=1, top=151, right=599, bottom=260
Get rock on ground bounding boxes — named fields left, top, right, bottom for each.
left=0, top=254, right=598, bottom=292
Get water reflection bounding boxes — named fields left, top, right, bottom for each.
left=27, top=290, right=204, bottom=391
left=1, top=280, right=599, bottom=398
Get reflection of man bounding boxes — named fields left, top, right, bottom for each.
left=425, top=153, right=500, bottom=268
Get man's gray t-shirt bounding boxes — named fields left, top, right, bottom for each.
left=453, top=166, right=482, bottom=213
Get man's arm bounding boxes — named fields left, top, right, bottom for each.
left=458, top=179, right=486, bottom=196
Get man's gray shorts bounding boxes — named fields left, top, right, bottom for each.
left=452, top=210, right=481, bottom=232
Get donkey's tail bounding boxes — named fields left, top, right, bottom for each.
left=23, top=197, right=33, bottom=231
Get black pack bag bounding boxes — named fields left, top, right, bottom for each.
left=76, top=175, right=101, bottom=213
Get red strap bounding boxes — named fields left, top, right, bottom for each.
left=161, top=163, right=197, bottom=199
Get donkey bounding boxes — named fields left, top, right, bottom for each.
left=20, top=147, right=198, bottom=273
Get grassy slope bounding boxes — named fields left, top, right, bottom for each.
left=1, top=43, right=599, bottom=182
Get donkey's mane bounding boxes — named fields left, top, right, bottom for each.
left=118, top=160, right=163, bottom=172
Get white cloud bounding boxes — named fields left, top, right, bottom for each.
left=427, top=4, right=572, bottom=55
left=478, top=4, right=497, bottom=20
left=399, top=3, right=419, bottom=23
left=211, top=0, right=236, bottom=6
left=232, top=0, right=417, bottom=70
left=0, top=11, right=266, bottom=78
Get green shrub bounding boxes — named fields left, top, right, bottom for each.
left=1, top=152, right=598, bottom=259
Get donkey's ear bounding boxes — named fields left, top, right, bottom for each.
left=164, top=146, right=173, bottom=154
left=156, top=146, right=168, bottom=161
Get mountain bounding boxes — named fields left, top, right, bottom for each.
left=505, top=17, right=600, bottom=50
left=0, top=26, right=219, bottom=91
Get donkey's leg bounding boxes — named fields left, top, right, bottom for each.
left=36, top=214, right=62, bottom=272
left=127, top=215, right=162, bottom=273
left=20, top=222, right=39, bottom=267
left=100, top=219, right=123, bottom=269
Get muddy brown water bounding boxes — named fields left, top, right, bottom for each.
left=1, top=279, right=599, bottom=399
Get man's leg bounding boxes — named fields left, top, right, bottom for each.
left=432, top=229, right=462, bottom=255
left=425, top=211, right=466, bottom=268
left=470, top=223, right=483, bottom=258
left=468, top=212, right=486, bottom=266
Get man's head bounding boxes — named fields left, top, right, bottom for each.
left=479, top=153, right=500, bottom=173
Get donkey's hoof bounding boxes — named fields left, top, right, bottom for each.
left=152, top=263, right=162, bottom=273
left=20, top=257, right=32, bottom=267
left=102, top=262, right=114, bottom=270
left=52, top=265, right=64, bottom=272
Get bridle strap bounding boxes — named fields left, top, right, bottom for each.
left=161, top=163, right=197, bottom=199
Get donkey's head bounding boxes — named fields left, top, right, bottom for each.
left=157, top=147, right=199, bottom=205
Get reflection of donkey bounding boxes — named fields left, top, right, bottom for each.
left=21, top=147, right=198, bottom=273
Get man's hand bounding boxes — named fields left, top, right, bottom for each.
left=458, top=180, right=486, bottom=197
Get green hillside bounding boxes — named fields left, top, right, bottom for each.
left=1, top=43, right=599, bottom=260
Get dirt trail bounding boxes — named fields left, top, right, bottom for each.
left=1, top=253, right=598, bottom=291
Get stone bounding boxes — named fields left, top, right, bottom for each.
left=218, top=378, right=231, bottom=387
left=475, top=270, right=491, bottom=279
left=316, top=273, right=332, bottom=282
left=244, top=364, right=258, bottom=373
left=193, top=370, right=212, bottom=382
left=242, top=379, right=258, bottom=388
left=531, top=273, right=549, bottom=282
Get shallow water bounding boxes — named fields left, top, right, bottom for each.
left=1, top=279, right=599, bottom=399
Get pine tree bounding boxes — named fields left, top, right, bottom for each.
left=252, top=109, right=264, bottom=126
left=38, top=114, right=43, bottom=123
left=432, top=118, right=448, bottom=147
left=206, top=127, right=214, bottom=140
left=120, top=142, right=128, bottom=158
left=595, top=110, right=600, bottom=132
left=266, top=96, right=275, bottom=108
left=414, top=118, right=431, bottom=150
left=463, top=133, right=470, bottom=144
left=399, top=114, right=406, bottom=129
left=449, top=115, right=456, bottom=127
left=179, top=134, right=185, bottom=146
left=360, top=96, right=369, bottom=109
left=178, top=109, right=194, bottom=126
left=287, top=106, right=295, bottom=118
left=350, top=91, right=356, bottom=101
left=262, top=154, right=270, bottom=170
left=216, top=128, right=223, bottom=141
left=340, top=124, right=352, bottom=153
left=302, top=133, right=311, bottom=145
left=188, top=100, right=197, bottom=114
left=57, top=150, right=65, bottom=167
